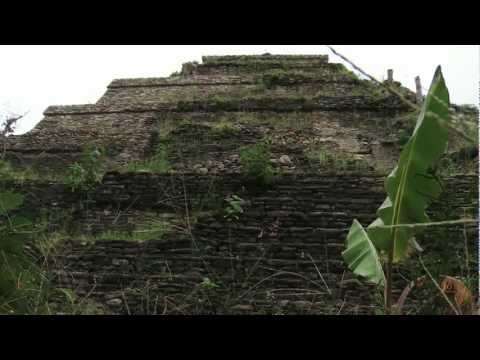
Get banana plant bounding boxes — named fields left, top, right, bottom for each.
left=342, top=66, right=451, bottom=314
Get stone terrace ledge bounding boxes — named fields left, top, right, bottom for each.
left=202, top=54, right=329, bottom=65
left=107, top=73, right=360, bottom=88
left=108, top=75, right=252, bottom=88
left=43, top=104, right=99, bottom=115
left=42, top=95, right=411, bottom=116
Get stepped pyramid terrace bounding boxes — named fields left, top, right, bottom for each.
left=1, top=54, right=478, bottom=314
left=4, top=54, right=420, bottom=174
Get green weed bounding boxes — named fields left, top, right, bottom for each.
left=239, top=142, right=276, bottom=185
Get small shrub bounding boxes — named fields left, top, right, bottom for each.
left=124, top=142, right=170, bottom=173
left=239, top=142, right=275, bottom=184
left=306, top=147, right=370, bottom=171
left=143, top=142, right=171, bottom=172
left=334, top=153, right=368, bottom=170
left=66, top=163, right=86, bottom=191
left=0, top=160, right=40, bottom=183
left=224, top=195, right=245, bottom=220
left=437, top=153, right=477, bottom=176
left=310, top=149, right=329, bottom=167
left=0, top=159, right=13, bottom=181
left=66, top=145, right=105, bottom=191
left=208, top=94, right=226, bottom=105
left=94, top=219, right=169, bottom=243
left=54, top=288, right=108, bottom=315
left=257, top=69, right=290, bottom=90
left=210, top=119, right=239, bottom=136
left=335, top=63, right=361, bottom=81
left=0, top=191, right=40, bottom=314
left=200, top=277, right=220, bottom=290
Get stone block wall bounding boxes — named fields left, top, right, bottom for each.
left=3, top=54, right=416, bottom=174
left=2, top=54, right=475, bottom=314
left=7, top=172, right=477, bottom=314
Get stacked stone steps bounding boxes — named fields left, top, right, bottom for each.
left=37, top=95, right=409, bottom=114
left=201, top=55, right=330, bottom=66
left=2, top=54, right=477, bottom=314
left=4, top=53, right=417, bottom=174
left=96, top=82, right=379, bottom=108
left=107, top=73, right=361, bottom=88
left=191, top=55, right=336, bottom=76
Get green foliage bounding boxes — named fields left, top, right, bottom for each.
left=366, top=66, right=450, bottom=263
left=239, top=142, right=276, bottom=185
left=66, top=145, right=105, bottom=191
left=397, top=129, right=413, bottom=147
left=370, top=86, right=389, bottom=99
left=335, top=63, right=361, bottom=81
left=0, top=190, right=39, bottom=314
left=41, top=288, right=108, bottom=315
left=342, top=220, right=386, bottom=286
left=437, top=154, right=476, bottom=176
left=0, top=208, right=168, bottom=313
left=0, top=191, right=24, bottom=214
left=153, top=117, right=177, bottom=137
left=257, top=69, right=290, bottom=89
left=34, top=229, right=69, bottom=260
left=200, top=277, right=220, bottom=290
left=210, top=119, right=239, bottom=136
left=90, top=219, right=169, bottom=243
left=236, top=112, right=315, bottom=131
left=124, top=142, right=170, bottom=173
left=342, top=66, right=452, bottom=312
left=306, top=147, right=370, bottom=171
left=208, top=95, right=225, bottom=104
left=224, top=195, right=245, bottom=220
left=66, top=163, right=86, bottom=190
left=0, top=160, right=42, bottom=184
left=0, top=192, right=30, bottom=260
left=399, top=223, right=478, bottom=315
left=0, top=159, right=12, bottom=181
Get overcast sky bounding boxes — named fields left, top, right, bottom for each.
left=1, top=45, right=478, bottom=134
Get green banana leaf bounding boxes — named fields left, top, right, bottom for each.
left=342, top=219, right=385, bottom=285
left=343, top=66, right=450, bottom=283
left=368, top=66, right=450, bottom=263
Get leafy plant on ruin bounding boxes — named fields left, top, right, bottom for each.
left=66, top=144, right=106, bottom=191
left=342, top=67, right=474, bottom=314
left=0, top=159, right=56, bottom=184
left=0, top=113, right=50, bottom=313
left=93, top=219, right=169, bottom=243
left=200, top=277, right=220, bottom=290
left=224, top=195, right=245, bottom=221
left=0, top=191, right=40, bottom=314
left=124, top=141, right=171, bottom=174
left=306, top=147, right=371, bottom=172
left=0, top=190, right=108, bottom=314
left=335, top=63, right=361, bottom=82
left=239, top=142, right=276, bottom=185
left=0, top=113, right=37, bottom=183
left=0, top=194, right=51, bottom=314
left=0, top=159, right=13, bottom=181
left=256, top=69, right=291, bottom=90
left=210, top=119, right=240, bottom=137
left=53, top=288, right=108, bottom=315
